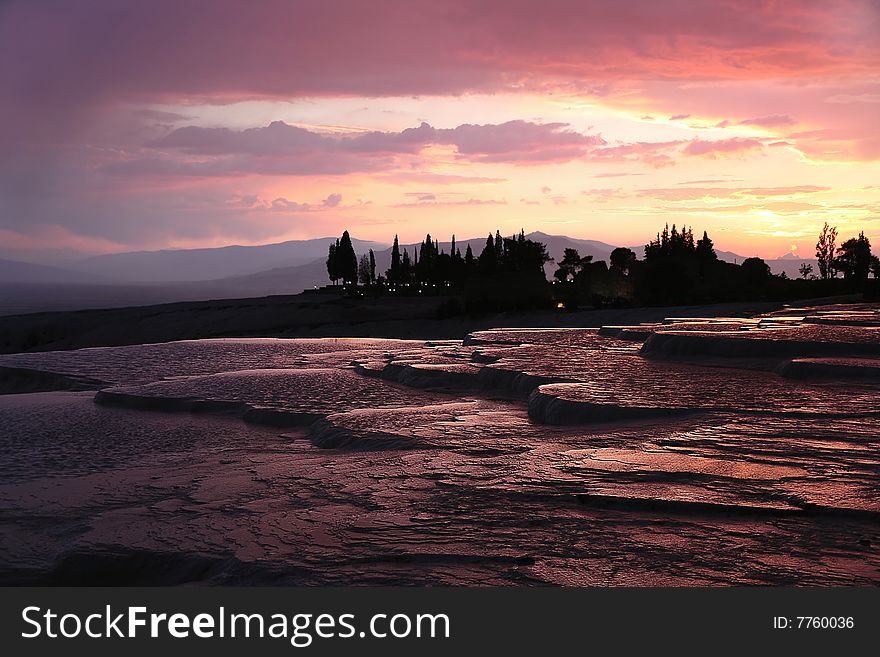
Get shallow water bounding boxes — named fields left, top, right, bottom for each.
left=1, top=304, right=878, bottom=585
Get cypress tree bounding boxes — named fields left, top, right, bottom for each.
left=480, top=233, right=497, bottom=272
left=696, top=231, right=717, bottom=261
left=338, top=230, right=358, bottom=284
left=326, top=242, right=338, bottom=285
left=402, top=248, right=411, bottom=282
left=390, top=235, right=401, bottom=282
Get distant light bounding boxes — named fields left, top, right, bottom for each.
left=556, top=302, right=565, bottom=309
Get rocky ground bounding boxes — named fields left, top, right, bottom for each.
left=0, top=303, right=877, bottom=585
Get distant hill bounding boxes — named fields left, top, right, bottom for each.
left=366, top=231, right=619, bottom=280
left=184, top=231, right=620, bottom=296
left=70, top=237, right=387, bottom=282
left=1, top=233, right=822, bottom=315
left=0, top=258, right=109, bottom=285
left=765, top=257, right=818, bottom=279
left=191, top=258, right=331, bottom=296
left=94, top=231, right=814, bottom=296
left=709, top=249, right=817, bottom=279
left=527, top=231, right=618, bottom=260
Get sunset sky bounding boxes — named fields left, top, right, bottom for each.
left=1, top=0, right=878, bottom=261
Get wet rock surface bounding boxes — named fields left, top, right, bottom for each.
left=0, top=304, right=878, bottom=585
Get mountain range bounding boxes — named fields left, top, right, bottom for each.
left=0, top=258, right=110, bottom=285
left=70, top=237, right=387, bottom=282
left=0, top=233, right=818, bottom=315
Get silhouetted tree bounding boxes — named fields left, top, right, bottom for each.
left=416, top=233, right=441, bottom=284
left=833, top=232, right=872, bottom=283
left=462, top=230, right=552, bottom=312
left=401, top=249, right=412, bottom=283
left=357, top=254, right=371, bottom=285
left=645, top=223, right=698, bottom=261
left=479, top=234, right=497, bottom=273
left=815, top=222, right=837, bottom=279
left=323, top=224, right=867, bottom=307
left=387, top=235, right=401, bottom=283
left=554, top=248, right=590, bottom=282
left=609, top=247, right=637, bottom=276
left=871, top=255, right=880, bottom=280
left=326, top=241, right=340, bottom=285
left=695, top=231, right=717, bottom=261
left=741, top=257, right=771, bottom=288
left=636, top=259, right=691, bottom=305
left=639, top=224, right=747, bottom=304
left=337, top=230, right=358, bottom=285
left=497, top=230, right=551, bottom=275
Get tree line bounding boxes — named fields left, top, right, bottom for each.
left=324, top=223, right=878, bottom=311
left=328, top=230, right=550, bottom=284
left=812, top=223, right=879, bottom=282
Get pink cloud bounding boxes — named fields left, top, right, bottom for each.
left=785, top=127, right=880, bottom=161
left=438, top=121, right=606, bottom=162
left=1, top=0, right=878, bottom=255
left=377, top=172, right=506, bottom=185
left=581, top=188, right=629, bottom=201
left=149, top=122, right=329, bottom=155
left=404, top=192, right=438, bottom=202
left=606, top=77, right=880, bottom=162
left=739, top=114, right=796, bottom=127
left=678, top=178, right=742, bottom=185
left=824, top=93, right=880, bottom=104
left=101, top=153, right=395, bottom=177
left=107, top=120, right=608, bottom=177
left=264, top=193, right=342, bottom=212
left=682, top=137, right=764, bottom=157
left=270, top=198, right=312, bottom=212
left=637, top=185, right=829, bottom=201
left=322, top=193, right=343, bottom=207
left=0, top=225, right=126, bottom=255
left=393, top=197, right=507, bottom=208
left=3, top=0, right=876, bottom=142
left=591, top=140, right=684, bottom=167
